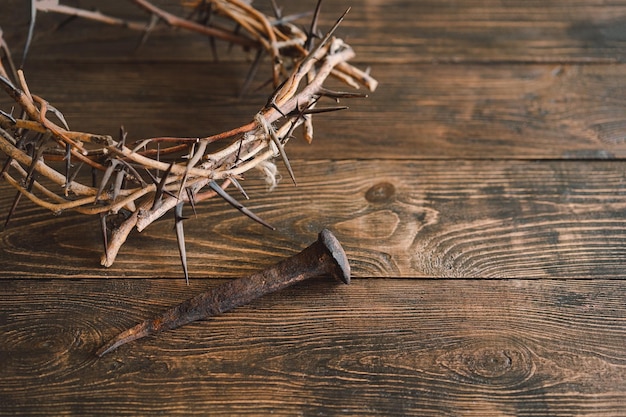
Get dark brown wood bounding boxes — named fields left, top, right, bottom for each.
left=5, top=0, right=626, bottom=64
left=1, top=0, right=626, bottom=415
left=4, top=61, right=626, bottom=160
left=2, top=160, right=626, bottom=279
left=0, top=278, right=624, bottom=415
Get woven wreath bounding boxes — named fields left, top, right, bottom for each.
left=0, top=0, right=377, bottom=281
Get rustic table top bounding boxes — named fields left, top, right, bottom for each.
left=1, top=1, right=626, bottom=415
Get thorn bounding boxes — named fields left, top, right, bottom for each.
left=156, top=142, right=161, bottom=178
left=274, top=138, right=296, bottom=186
left=272, top=11, right=314, bottom=27
left=100, top=213, right=109, bottom=265
left=0, top=156, right=13, bottom=176
left=96, top=161, right=119, bottom=202
left=0, top=109, right=17, bottom=125
left=318, top=87, right=369, bottom=99
left=51, top=13, right=79, bottom=32
left=22, top=0, right=36, bottom=66
left=285, top=98, right=318, bottom=139
left=264, top=77, right=289, bottom=115
left=234, top=138, right=244, bottom=164
left=151, top=163, right=174, bottom=210
left=116, top=158, right=147, bottom=187
left=24, top=132, right=48, bottom=184
left=112, top=168, right=126, bottom=201
left=46, top=102, right=70, bottom=130
left=185, top=187, right=197, bottom=217
left=64, top=143, right=71, bottom=193
left=271, top=102, right=286, bottom=118
left=4, top=191, right=21, bottom=230
left=208, top=181, right=274, bottom=230
left=230, top=176, right=250, bottom=200
left=306, top=6, right=350, bottom=62
left=300, top=105, right=348, bottom=115
left=136, top=13, right=159, bottom=50
left=67, top=161, right=84, bottom=189
left=270, top=0, right=282, bottom=19
left=117, top=126, right=128, bottom=149
left=174, top=202, right=189, bottom=285
left=256, top=114, right=296, bottom=186
left=0, top=37, right=19, bottom=81
left=0, top=74, right=20, bottom=97
left=305, top=0, right=323, bottom=51
left=192, top=2, right=219, bottom=61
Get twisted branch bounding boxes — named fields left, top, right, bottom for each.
left=0, top=0, right=376, bottom=279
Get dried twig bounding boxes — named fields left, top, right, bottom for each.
left=0, top=0, right=377, bottom=279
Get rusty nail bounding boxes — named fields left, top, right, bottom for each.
left=96, top=228, right=350, bottom=357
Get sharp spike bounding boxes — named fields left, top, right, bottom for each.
left=67, top=161, right=84, bottom=189
left=257, top=115, right=296, bottom=186
left=4, top=191, right=22, bottom=230
left=208, top=181, right=274, bottom=230
left=152, top=142, right=159, bottom=177
left=136, top=13, right=159, bottom=51
left=22, top=0, right=36, bottom=66
left=1, top=37, right=19, bottom=81
left=46, top=102, right=70, bottom=130
left=117, top=126, right=128, bottom=149
left=270, top=0, right=282, bottom=19
left=274, top=136, right=296, bottom=186
left=185, top=187, right=197, bottom=217
left=116, top=158, right=147, bottom=187
left=0, top=109, right=17, bottom=125
left=305, top=6, right=350, bottom=63
left=111, top=168, right=126, bottom=202
left=24, top=132, right=48, bottom=183
left=229, top=176, right=250, bottom=200
left=272, top=11, right=314, bottom=27
left=0, top=156, right=13, bottom=176
left=0, top=74, right=20, bottom=96
left=318, top=87, right=369, bottom=99
left=264, top=77, right=289, bottom=114
left=64, top=143, right=71, bottom=193
left=305, top=0, right=323, bottom=51
left=151, top=163, right=174, bottom=210
left=284, top=98, right=317, bottom=139
left=96, top=161, right=119, bottom=202
left=100, top=213, right=109, bottom=265
left=174, top=202, right=190, bottom=284
left=301, top=105, right=348, bottom=115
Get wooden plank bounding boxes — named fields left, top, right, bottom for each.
left=2, top=160, right=626, bottom=279
left=5, top=0, right=626, bottom=63
left=3, top=61, right=626, bottom=160
left=0, top=278, right=624, bottom=415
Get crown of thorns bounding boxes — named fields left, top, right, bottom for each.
left=0, top=0, right=377, bottom=282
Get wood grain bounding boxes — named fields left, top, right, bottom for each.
left=3, top=61, right=626, bottom=160
left=0, top=278, right=624, bottom=416
left=1, top=1, right=626, bottom=415
left=5, top=0, right=626, bottom=64
left=2, top=160, right=626, bottom=279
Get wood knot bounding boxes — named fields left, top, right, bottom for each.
left=365, top=182, right=395, bottom=203
left=437, top=336, right=535, bottom=388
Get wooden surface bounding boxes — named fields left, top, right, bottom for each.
left=1, top=1, right=626, bottom=415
